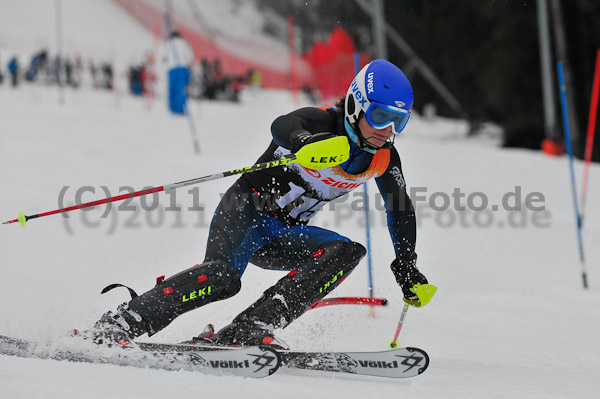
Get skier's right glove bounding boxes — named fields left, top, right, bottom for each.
left=390, top=253, right=429, bottom=307
left=290, top=130, right=337, bottom=153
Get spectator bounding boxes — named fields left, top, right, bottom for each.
left=101, top=63, right=113, bottom=90
left=65, top=57, right=73, bottom=86
left=249, top=68, right=262, bottom=88
left=188, top=60, right=204, bottom=99
left=8, top=56, right=19, bottom=87
left=128, top=64, right=144, bottom=96
left=71, top=55, right=83, bottom=88
left=37, top=49, right=48, bottom=77
left=25, top=53, right=40, bottom=82
left=141, top=52, right=157, bottom=100
left=89, top=61, right=99, bottom=89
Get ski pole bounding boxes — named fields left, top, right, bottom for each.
left=388, top=284, right=437, bottom=348
left=3, top=136, right=350, bottom=227
left=388, top=302, right=409, bottom=348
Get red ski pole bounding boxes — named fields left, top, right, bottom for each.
left=2, top=157, right=296, bottom=227
left=388, top=284, right=437, bottom=348
left=3, top=136, right=351, bottom=227
left=388, top=303, right=409, bottom=348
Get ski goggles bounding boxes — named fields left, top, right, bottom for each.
left=364, top=102, right=411, bottom=134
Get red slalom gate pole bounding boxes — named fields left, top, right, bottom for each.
left=581, top=49, right=600, bottom=225
left=309, top=297, right=388, bottom=311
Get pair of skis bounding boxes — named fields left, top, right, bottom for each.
left=0, top=334, right=428, bottom=379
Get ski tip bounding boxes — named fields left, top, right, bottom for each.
left=18, top=212, right=27, bottom=227
left=406, top=347, right=430, bottom=375
left=259, top=346, right=282, bottom=376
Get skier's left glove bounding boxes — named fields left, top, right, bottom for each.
left=390, top=253, right=430, bottom=307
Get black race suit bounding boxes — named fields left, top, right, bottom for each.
left=203, top=106, right=416, bottom=277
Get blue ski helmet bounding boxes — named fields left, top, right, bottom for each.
left=344, top=59, right=414, bottom=135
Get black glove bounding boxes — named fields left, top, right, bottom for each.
left=290, top=130, right=337, bottom=153
left=390, top=253, right=428, bottom=304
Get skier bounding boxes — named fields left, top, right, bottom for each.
left=90, top=59, right=431, bottom=348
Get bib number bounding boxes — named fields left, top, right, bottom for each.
left=276, top=182, right=327, bottom=221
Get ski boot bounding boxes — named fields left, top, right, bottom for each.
left=183, top=323, right=288, bottom=349
left=79, top=261, right=241, bottom=347
left=212, top=319, right=289, bottom=349
left=73, top=303, right=142, bottom=348
left=181, top=323, right=217, bottom=345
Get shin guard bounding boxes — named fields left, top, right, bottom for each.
left=103, top=261, right=241, bottom=337
left=231, top=240, right=366, bottom=330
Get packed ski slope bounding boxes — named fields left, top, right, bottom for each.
left=2, top=1, right=600, bottom=398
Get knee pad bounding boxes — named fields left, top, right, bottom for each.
left=264, top=240, right=364, bottom=293
left=279, top=240, right=365, bottom=300
left=233, top=240, right=366, bottom=329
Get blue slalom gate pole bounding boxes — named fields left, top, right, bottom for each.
left=354, top=53, right=375, bottom=313
left=557, top=61, right=588, bottom=289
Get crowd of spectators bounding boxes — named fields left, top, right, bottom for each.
left=126, top=55, right=261, bottom=103
left=2, top=48, right=263, bottom=106
left=1, top=49, right=114, bottom=90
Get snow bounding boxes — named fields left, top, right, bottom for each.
left=1, top=1, right=600, bottom=398
left=143, top=0, right=293, bottom=69
left=0, top=0, right=155, bottom=67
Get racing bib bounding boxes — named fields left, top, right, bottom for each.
left=274, top=147, right=390, bottom=221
